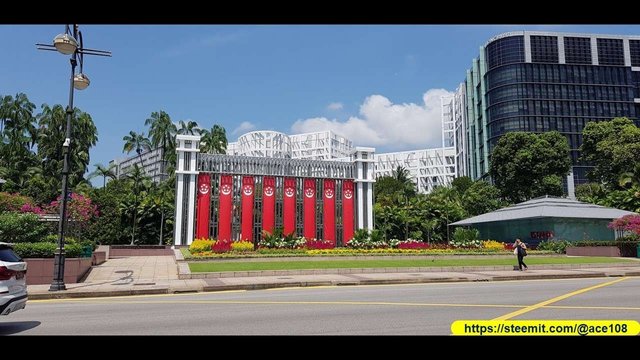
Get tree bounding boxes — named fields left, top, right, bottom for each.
left=490, top=131, right=571, bottom=203
left=200, top=124, right=228, bottom=154
left=122, top=130, right=151, bottom=168
left=581, top=117, right=640, bottom=188
left=0, top=93, right=39, bottom=190
left=177, top=120, right=201, bottom=135
left=145, top=110, right=176, bottom=179
left=122, top=164, right=152, bottom=245
left=88, top=163, right=117, bottom=188
left=618, top=163, right=640, bottom=189
left=37, top=104, right=98, bottom=196
left=461, top=180, right=505, bottom=217
left=451, top=176, right=474, bottom=197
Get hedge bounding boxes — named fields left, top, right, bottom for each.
left=12, top=242, right=84, bottom=258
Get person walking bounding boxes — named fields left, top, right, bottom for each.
left=513, top=238, right=528, bottom=271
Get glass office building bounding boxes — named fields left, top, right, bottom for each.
left=462, top=31, right=640, bottom=195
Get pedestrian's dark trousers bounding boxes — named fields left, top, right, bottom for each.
left=517, top=255, right=527, bottom=270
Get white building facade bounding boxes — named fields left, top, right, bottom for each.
left=110, top=147, right=167, bottom=184
left=374, top=147, right=456, bottom=193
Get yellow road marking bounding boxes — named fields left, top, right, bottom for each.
left=492, top=277, right=628, bottom=320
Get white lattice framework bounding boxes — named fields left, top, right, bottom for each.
left=442, top=85, right=468, bottom=178
left=230, top=131, right=292, bottom=158
left=227, top=130, right=353, bottom=160
left=374, top=148, right=456, bottom=193
left=289, top=131, right=353, bottom=160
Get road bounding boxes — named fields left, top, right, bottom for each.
left=2, top=277, right=639, bottom=335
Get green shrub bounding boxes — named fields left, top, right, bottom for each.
left=12, top=242, right=84, bottom=258
left=0, top=192, right=33, bottom=212
left=190, top=239, right=214, bottom=253
left=453, top=228, right=479, bottom=243
left=0, top=212, right=49, bottom=243
left=231, top=241, right=254, bottom=252
left=537, top=240, right=573, bottom=254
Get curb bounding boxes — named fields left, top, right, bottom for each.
left=28, top=287, right=169, bottom=300
left=27, top=271, right=640, bottom=300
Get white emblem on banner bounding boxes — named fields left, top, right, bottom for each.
left=199, top=183, right=210, bottom=195
left=344, top=189, right=353, bottom=199
left=305, top=188, right=315, bottom=198
left=221, top=184, right=232, bottom=195
left=264, top=186, right=274, bottom=197
left=325, top=188, right=334, bottom=199
left=285, top=187, right=295, bottom=198
left=243, top=185, right=253, bottom=196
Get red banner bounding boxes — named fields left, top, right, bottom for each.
left=283, top=177, right=296, bottom=236
left=195, top=173, right=212, bottom=239
left=303, top=178, right=316, bottom=239
left=218, top=175, right=233, bottom=241
left=262, top=176, right=276, bottom=235
left=241, top=176, right=254, bottom=241
left=323, top=179, right=335, bottom=243
left=342, top=179, right=355, bottom=244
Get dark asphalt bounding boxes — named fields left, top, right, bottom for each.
left=2, top=277, right=639, bottom=335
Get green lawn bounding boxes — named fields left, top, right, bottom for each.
left=188, top=256, right=635, bottom=272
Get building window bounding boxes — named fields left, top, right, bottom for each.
left=564, top=37, right=592, bottom=65
left=597, top=38, right=624, bottom=66
left=486, top=36, right=525, bottom=70
left=531, top=35, right=559, bottom=63
left=630, top=40, right=640, bottom=67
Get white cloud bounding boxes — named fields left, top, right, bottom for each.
left=291, top=88, right=453, bottom=151
left=232, top=121, right=256, bottom=135
left=327, top=102, right=343, bottom=111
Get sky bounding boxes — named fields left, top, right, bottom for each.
left=2, top=24, right=640, bottom=186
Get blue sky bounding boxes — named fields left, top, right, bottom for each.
left=3, top=24, right=640, bottom=185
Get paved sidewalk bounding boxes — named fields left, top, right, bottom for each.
left=27, top=253, right=640, bottom=300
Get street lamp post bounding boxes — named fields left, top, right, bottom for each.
left=37, top=25, right=111, bottom=291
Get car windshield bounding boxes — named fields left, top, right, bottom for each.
left=0, top=248, right=22, bottom=262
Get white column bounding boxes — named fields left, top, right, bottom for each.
left=591, top=37, right=599, bottom=65
left=353, top=147, right=375, bottom=231
left=524, top=32, right=532, bottom=63
left=558, top=36, right=565, bottom=64
left=174, top=134, right=201, bottom=246
left=623, top=38, right=631, bottom=66
left=567, top=169, right=576, bottom=200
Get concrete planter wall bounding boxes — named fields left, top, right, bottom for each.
left=92, top=251, right=107, bottom=265
left=109, top=245, right=173, bottom=257
left=566, top=246, right=621, bottom=257
left=24, top=257, right=93, bottom=285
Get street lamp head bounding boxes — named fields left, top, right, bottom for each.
left=73, top=73, right=90, bottom=90
left=53, top=33, right=78, bottom=55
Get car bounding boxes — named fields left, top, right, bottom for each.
left=0, top=242, right=28, bottom=315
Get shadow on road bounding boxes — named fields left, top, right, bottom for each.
left=0, top=321, right=41, bottom=335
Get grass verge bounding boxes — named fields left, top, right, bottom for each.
left=188, top=256, right=634, bottom=272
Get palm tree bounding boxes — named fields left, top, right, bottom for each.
left=37, top=104, right=98, bottom=190
left=392, top=165, right=416, bottom=200
left=88, top=163, right=117, bottom=188
left=145, top=110, right=176, bottom=180
left=0, top=94, right=13, bottom=135
left=123, top=164, right=152, bottom=245
left=177, top=120, right=201, bottom=135
left=200, top=124, right=228, bottom=154
left=122, top=131, right=151, bottom=171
